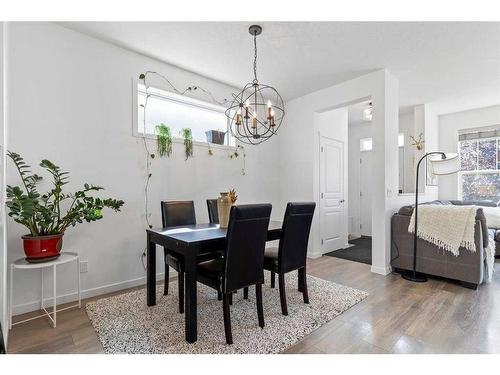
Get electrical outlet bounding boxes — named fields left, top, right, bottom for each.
left=80, top=260, right=89, bottom=273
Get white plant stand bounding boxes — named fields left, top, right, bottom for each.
left=9, top=252, right=81, bottom=329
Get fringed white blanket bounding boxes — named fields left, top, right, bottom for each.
left=408, top=205, right=495, bottom=283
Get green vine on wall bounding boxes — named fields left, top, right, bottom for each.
left=180, top=128, right=194, bottom=160
left=155, top=123, right=172, bottom=157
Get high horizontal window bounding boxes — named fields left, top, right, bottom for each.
left=135, top=83, right=235, bottom=147
left=458, top=126, right=500, bottom=201
left=359, top=134, right=404, bottom=152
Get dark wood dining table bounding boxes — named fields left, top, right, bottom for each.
left=146, top=221, right=282, bottom=343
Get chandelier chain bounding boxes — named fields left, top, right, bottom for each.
left=253, top=33, right=258, bottom=83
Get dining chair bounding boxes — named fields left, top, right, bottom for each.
left=206, top=199, right=219, bottom=224
left=161, top=200, right=221, bottom=313
left=263, top=202, right=316, bottom=315
left=196, top=204, right=272, bottom=344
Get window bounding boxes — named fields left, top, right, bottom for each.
left=359, top=134, right=404, bottom=152
left=135, top=83, right=235, bottom=147
left=458, top=127, right=500, bottom=201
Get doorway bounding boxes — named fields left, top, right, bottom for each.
left=324, top=100, right=373, bottom=265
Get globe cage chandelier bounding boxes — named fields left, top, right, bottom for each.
left=225, top=25, right=285, bottom=145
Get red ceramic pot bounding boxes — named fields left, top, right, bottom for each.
left=22, top=234, right=63, bottom=263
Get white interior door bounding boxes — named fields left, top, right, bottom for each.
left=320, top=136, right=346, bottom=253
left=359, top=150, right=372, bottom=236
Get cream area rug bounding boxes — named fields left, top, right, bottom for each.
left=86, top=271, right=367, bottom=354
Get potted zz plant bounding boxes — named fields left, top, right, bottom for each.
left=6, top=151, right=125, bottom=263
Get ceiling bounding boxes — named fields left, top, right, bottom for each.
left=58, top=22, right=500, bottom=115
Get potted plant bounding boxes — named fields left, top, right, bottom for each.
left=6, top=151, right=124, bottom=263
left=155, top=123, right=172, bottom=157
left=180, top=128, right=193, bottom=160
left=205, top=130, right=226, bottom=145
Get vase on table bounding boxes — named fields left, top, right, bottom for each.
left=217, top=192, right=232, bottom=228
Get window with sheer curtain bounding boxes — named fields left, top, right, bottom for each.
left=458, top=127, right=500, bottom=201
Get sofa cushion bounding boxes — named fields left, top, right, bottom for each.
left=482, top=206, right=500, bottom=229
left=451, top=199, right=498, bottom=207
left=397, top=201, right=490, bottom=248
left=496, top=229, right=500, bottom=242
left=398, top=200, right=452, bottom=216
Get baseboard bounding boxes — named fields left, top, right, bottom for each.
left=11, top=272, right=168, bottom=316
left=370, top=265, right=392, bottom=276
left=307, top=251, right=322, bottom=259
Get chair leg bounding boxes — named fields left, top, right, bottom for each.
left=222, top=293, right=233, bottom=345
left=256, top=283, right=265, bottom=328
left=178, top=271, right=184, bottom=314
left=229, top=292, right=233, bottom=305
left=243, top=287, right=249, bottom=300
left=278, top=274, right=288, bottom=316
left=164, top=262, right=169, bottom=295
left=217, top=291, right=222, bottom=301
left=298, top=268, right=304, bottom=292
left=300, top=267, right=309, bottom=304
left=270, top=271, right=276, bottom=288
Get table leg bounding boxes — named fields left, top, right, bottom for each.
left=147, top=237, right=157, bottom=306
left=53, top=264, right=57, bottom=328
left=77, top=256, right=81, bottom=308
left=41, top=268, right=44, bottom=309
left=184, top=252, right=198, bottom=343
left=9, top=265, right=13, bottom=330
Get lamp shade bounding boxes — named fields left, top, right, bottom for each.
left=428, top=153, right=460, bottom=175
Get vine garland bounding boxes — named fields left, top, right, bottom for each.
left=139, top=71, right=236, bottom=267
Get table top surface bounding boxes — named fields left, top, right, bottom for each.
left=148, top=220, right=282, bottom=245
left=12, top=252, right=79, bottom=269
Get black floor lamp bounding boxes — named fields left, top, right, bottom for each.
left=0, top=322, right=5, bottom=354
left=402, top=151, right=460, bottom=283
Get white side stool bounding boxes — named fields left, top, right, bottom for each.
left=9, top=252, right=81, bottom=329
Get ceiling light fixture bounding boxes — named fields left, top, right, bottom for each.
left=225, top=25, right=285, bottom=145
left=363, top=102, right=373, bottom=121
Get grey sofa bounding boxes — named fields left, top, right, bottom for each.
left=391, top=199, right=499, bottom=289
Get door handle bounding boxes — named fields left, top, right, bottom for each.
left=340, top=199, right=345, bottom=203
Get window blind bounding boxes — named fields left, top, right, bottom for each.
left=458, top=126, right=500, bottom=141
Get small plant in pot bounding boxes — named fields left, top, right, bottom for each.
left=6, top=151, right=124, bottom=263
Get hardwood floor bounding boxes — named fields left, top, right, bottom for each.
left=7, top=256, right=500, bottom=354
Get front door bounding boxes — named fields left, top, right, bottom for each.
left=320, top=136, right=346, bottom=253
left=359, top=150, right=372, bottom=236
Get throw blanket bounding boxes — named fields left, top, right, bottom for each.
left=408, top=205, right=495, bottom=283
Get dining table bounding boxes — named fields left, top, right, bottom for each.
left=146, top=220, right=282, bottom=343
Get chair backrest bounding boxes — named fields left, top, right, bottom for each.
left=223, top=204, right=272, bottom=293
left=206, top=199, right=219, bottom=224
left=278, top=202, right=316, bottom=273
left=161, top=200, right=196, bottom=228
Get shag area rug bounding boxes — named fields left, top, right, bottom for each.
left=86, top=271, right=367, bottom=354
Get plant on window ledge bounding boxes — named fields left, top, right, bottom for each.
left=155, top=123, right=172, bottom=157
left=180, top=128, right=193, bottom=160
left=6, top=151, right=124, bottom=262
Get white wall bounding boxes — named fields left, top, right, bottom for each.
left=279, top=69, right=400, bottom=275
left=315, top=107, right=349, bottom=250
left=438, top=105, right=500, bottom=200
left=0, top=21, right=8, bottom=344
left=6, top=22, right=281, bottom=314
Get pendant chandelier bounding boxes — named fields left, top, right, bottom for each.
left=225, top=25, right=285, bottom=145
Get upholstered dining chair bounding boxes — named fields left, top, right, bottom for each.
left=196, top=204, right=272, bottom=344
left=206, top=199, right=219, bottom=224
left=263, top=202, right=316, bottom=315
left=161, top=200, right=221, bottom=313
